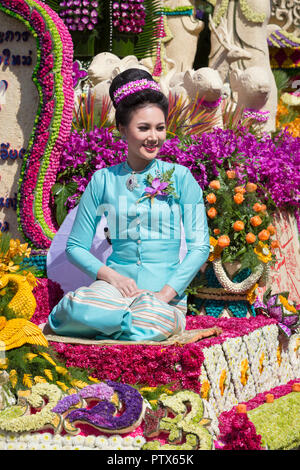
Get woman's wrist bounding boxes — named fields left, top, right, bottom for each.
left=97, top=265, right=116, bottom=283
left=158, top=285, right=177, bottom=303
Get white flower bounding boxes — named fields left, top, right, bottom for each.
left=6, top=443, right=17, bottom=450
left=63, top=434, right=73, bottom=445
left=14, top=442, right=28, bottom=450
left=0, top=441, right=7, bottom=450
left=108, top=435, right=123, bottom=447
left=0, top=432, right=6, bottom=441
left=122, top=435, right=134, bottom=447
left=6, top=433, right=18, bottom=441
left=71, top=434, right=86, bottom=446
left=62, top=445, right=74, bottom=450
left=84, top=435, right=96, bottom=447
left=95, top=435, right=109, bottom=449
left=133, top=435, right=146, bottom=447
left=40, top=432, right=53, bottom=443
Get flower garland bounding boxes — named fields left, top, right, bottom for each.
left=212, top=258, right=264, bottom=294
left=243, top=108, right=270, bottom=123
left=112, top=0, right=146, bottom=34
left=0, top=0, right=74, bottom=249
left=239, top=0, right=266, bottom=23
left=59, top=0, right=100, bottom=32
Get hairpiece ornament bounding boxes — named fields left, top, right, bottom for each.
left=113, top=79, right=161, bottom=105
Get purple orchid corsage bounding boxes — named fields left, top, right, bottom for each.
left=137, top=166, right=178, bottom=205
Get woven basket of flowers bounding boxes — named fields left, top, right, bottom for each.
left=187, top=169, right=279, bottom=318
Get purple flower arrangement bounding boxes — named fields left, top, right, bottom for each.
left=64, top=381, right=144, bottom=431
left=112, top=0, right=146, bottom=34
left=59, top=0, right=100, bottom=32
left=56, top=126, right=300, bottom=223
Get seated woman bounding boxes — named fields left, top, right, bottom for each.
left=47, top=68, right=211, bottom=342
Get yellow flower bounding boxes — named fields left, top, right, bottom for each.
left=246, top=283, right=258, bottom=304
left=278, top=295, right=297, bottom=313
left=254, top=242, right=272, bottom=263
left=208, top=236, right=223, bottom=261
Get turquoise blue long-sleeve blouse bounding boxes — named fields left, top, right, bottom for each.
left=65, top=159, right=210, bottom=298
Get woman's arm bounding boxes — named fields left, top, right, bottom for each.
left=160, top=167, right=210, bottom=299
left=66, top=171, right=142, bottom=297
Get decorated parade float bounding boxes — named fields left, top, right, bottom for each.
left=0, top=0, right=299, bottom=452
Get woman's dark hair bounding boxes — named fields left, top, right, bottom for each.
left=109, top=68, right=169, bottom=129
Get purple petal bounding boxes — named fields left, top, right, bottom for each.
left=269, top=305, right=283, bottom=321
left=283, top=315, right=299, bottom=327
left=279, top=323, right=292, bottom=337
left=158, top=181, right=169, bottom=190
left=151, top=178, right=161, bottom=189
left=267, top=295, right=277, bottom=309
left=145, top=187, right=156, bottom=195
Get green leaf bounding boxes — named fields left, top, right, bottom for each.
left=53, top=182, right=78, bottom=226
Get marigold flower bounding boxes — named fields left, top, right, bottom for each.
left=253, top=203, right=262, bottom=212
left=250, top=215, right=262, bottom=227
left=246, top=182, right=257, bottom=193
left=271, top=240, right=280, bottom=249
left=234, top=186, right=246, bottom=194
left=213, top=228, right=220, bottom=235
left=206, top=193, right=217, bottom=204
left=207, top=207, right=217, bottom=218
left=226, top=170, right=236, bottom=179
left=233, top=221, right=244, bottom=231
left=260, top=204, right=267, bottom=212
left=217, top=235, right=230, bottom=248
left=245, top=232, right=256, bottom=244
left=233, top=193, right=244, bottom=204
left=209, top=180, right=220, bottom=190
left=254, top=242, right=272, bottom=263
left=258, top=229, right=270, bottom=241
left=267, top=224, right=276, bottom=235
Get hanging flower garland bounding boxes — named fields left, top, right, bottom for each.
left=112, top=0, right=146, bottom=34
left=59, top=0, right=100, bottom=32
left=0, top=0, right=74, bottom=249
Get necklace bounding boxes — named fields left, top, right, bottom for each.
left=124, top=160, right=158, bottom=191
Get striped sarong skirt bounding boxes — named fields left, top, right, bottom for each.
left=48, top=280, right=187, bottom=342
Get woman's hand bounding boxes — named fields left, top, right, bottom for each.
left=97, top=265, right=141, bottom=297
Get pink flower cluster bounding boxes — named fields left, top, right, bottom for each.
left=31, top=278, right=64, bottom=325
left=0, top=0, right=74, bottom=249
left=112, top=0, right=146, bottom=34
left=49, top=316, right=276, bottom=392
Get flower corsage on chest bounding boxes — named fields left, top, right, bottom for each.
left=137, top=167, right=179, bottom=206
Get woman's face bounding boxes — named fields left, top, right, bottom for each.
left=120, top=104, right=166, bottom=170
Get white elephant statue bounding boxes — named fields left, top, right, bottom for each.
left=208, top=0, right=277, bottom=132
left=229, top=66, right=272, bottom=130
left=87, top=53, right=151, bottom=124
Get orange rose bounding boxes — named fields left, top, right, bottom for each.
left=250, top=216, right=263, bottom=227
left=245, top=232, right=256, bottom=244
left=207, top=207, right=217, bottom=218
left=217, top=235, right=230, bottom=248
left=233, top=193, right=244, bottom=204
left=267, top=224, right=276, bottom=235
left=234, top=186, right=246, bottom=194
left=271, top=240, right=280, bottom=249
left=253, top=203, right=262, bottom=212
left=206, top=193, right=217, bottom=204
left=209, top=180, right=221, bottom=190
left=233, top=221, right=245, bottom=231
left=226, top=170, right=236, bottom=179
left=246, top=182, right=257, bottom=193
left=261, top=204, right=267, bottom=212
left=213, top=228, right=221, bottom=235
left=258, top=229, right=270, bottom=241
